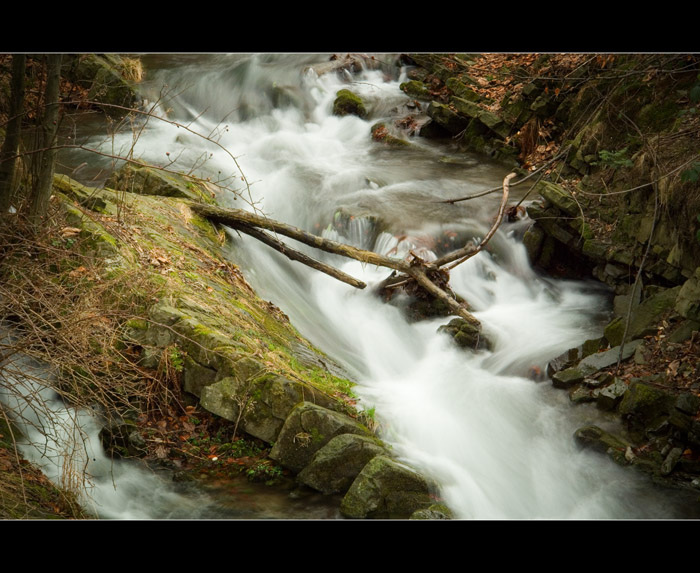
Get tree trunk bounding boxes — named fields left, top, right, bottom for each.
left=29, top=54, right=63, bottom=227
left=0, top=55, right=27, bottom=214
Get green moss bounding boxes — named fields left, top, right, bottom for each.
left=637, top=101, right=680, bottom=132
left=333, top=89, right=368, bottom=118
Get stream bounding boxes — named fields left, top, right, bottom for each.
left=18, top=53, right=700, bottom=519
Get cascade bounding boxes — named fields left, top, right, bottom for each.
left=14, top=53, right=693, bottom=519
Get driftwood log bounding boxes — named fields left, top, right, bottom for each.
left=190, top=173, right=517, bottom=328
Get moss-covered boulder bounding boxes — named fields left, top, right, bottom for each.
left=200, top=373, right=340, bottom=444
left=618, top=381, right=674, bottom=434
left=269, top=402, right=372, bottom=473
left=400, top=80, right=432, bottom=101
left=438, top=317, right=490, bottom=351
left=340, top=455, right=433, bottom=519
left=333, top=89, right=368, bottom=118
left=105, top=163, right=217, bottom=204
left=426, top=101, right=469, bottom=135
left=296, top=433, right=388, bottom=494
left=410, top=503, right=453, bottom=520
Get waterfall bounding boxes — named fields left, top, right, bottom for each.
left=41, top=53, right=693, bottom=519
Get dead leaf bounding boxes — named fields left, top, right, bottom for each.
left=60, top=227, right=81, bottom=238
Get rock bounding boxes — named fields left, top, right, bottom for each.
left=552, top=366, right=591, bottom=389
left=676, top=267, right=700, bottom=321
left=105, top=163, right=217, bottom=204
left=603, top=317, right=625, bottom=347
left=667, top=319, right=700, bottom=343
left=535, top=181, right=580, bottom=217
left=333, top=89, right=368, bottom=118
left=426, top=101, right=469, bottom=135
left=410, top=503, right=453, bottom=520
left=618, top=381, right=673, bottom=433
left=522, top=224, right=545, bottom=264
left=200, top=373, right=339, bottom=444
left=578, top=339, right=644, bottom=371
left=269, top=402, right=372, bottom=473
left=438, top=318, right=490, bottom=351
left=595, top=377, right=628, bottom=411
left=574, top=425, right=631, bottom=464
left=675, top=393, right=700, bottom=416
left=660, top=447, right=683, bottom=476
left=546, top=339, right=604, bottom=377
left=296, top=434, right=388, bottom=494
left=400, top=80, right=432, bottom=101
left=569, top=384, right=597, bottom=404
left=183, top=357, right=218, bottom=397
left=371, top=123, right=410, bottom=147
left=99, top=419, right=147, bottom=459
left=340, top=456, right=432, bottom=519
left=625, top=286, right=682, bottom=341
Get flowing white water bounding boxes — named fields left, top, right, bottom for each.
left=56, top=53, right=694, bottom=519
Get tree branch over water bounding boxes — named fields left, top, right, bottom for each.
left=191, top=173, right=517, bottom=328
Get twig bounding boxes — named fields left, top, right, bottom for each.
left=434, top=173, right=516, bottom=270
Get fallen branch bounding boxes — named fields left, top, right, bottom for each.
left=230, top=222, right=367, bottom=289
left=190, top=203, right=414, bottom=275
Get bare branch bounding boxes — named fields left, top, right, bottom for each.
left=434, top=172, right=516, bottom=270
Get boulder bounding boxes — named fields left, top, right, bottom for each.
left=595, top=377, right=629, bottom=411
left=269, top=402, right=372, bottom=473
left=333, top=89, right=368, bottom=118
left=618, top=381, right=673, bottom=433
left=340, top=455, right=433, bottom=519
left=574, top=425, right=631, bottom=464
left=438, top=317, right=490, bottom=351
left=676, top=267, right=700, bottom=321
left=411, top=503, right=453, bottom=520
left=105, top=163, right=217, bottom=204
left=296, top=434, right=388, bottom=494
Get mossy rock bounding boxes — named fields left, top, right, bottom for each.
left=340, top=455, right=433, bottom=519
left=437, top=317, right=490, bottom=351
left=574, top=425, right=631, bottom=464
left=201, top=372, right=342, bottom=444
left=618, top=381, right=673, bottom=433
left=333, top=89, right=368, bottom=118
left=269, top=402, right=372, bottom=473
left=410, top=503, right=453, bottom=520
left=296, top=433, right=388, bottom=494
left=426, top=101, right=469, bottom=135
left=535, top=181, right=579, bottom=217
left=105, top=163, right=217, bottom=204
left=400, top=80, right=432, bottom=100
